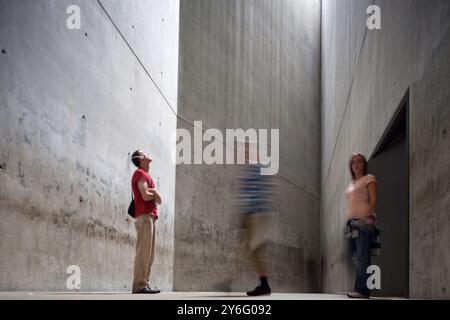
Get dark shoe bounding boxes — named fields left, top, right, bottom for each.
left=146, top=285, right=161, bottom=293
left=134, top=287, right=160, bottom=294
left=347, top=291, right=370, bottom=299
left=246, top=285, right=271, bottom=296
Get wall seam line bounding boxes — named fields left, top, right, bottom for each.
left=320, top=20, right=370, bottom=195
left=96, top=0, right=178, bottom=118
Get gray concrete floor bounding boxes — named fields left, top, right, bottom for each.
left=0, top=292, right=405, bottom=300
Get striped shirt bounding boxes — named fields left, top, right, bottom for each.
left=237, top=164, right=275, bottom=214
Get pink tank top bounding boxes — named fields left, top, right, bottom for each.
left=345, top=174, right=377, bottom=220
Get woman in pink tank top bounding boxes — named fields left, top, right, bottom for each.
left=345, top=153, right=377, bottom=299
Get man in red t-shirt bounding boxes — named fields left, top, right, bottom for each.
left=130, top=150, right=162, bottom=294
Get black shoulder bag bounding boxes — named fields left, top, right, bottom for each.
left=127, top=190, right=135, bottom=218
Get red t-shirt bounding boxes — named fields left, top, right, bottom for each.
left=131, top=168, right=158, bottom=219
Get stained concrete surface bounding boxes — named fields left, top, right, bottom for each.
left=0, top=0, right=179, bottom=291
left=174, top=0, right=321, bottom=292
left=1, top=0, right=449, bottom=299
left=320, top=0, right=450, bottom=299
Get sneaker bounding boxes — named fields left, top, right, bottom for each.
left=133, top=287, right=160, bottom=294
left=246, top=285, right=271, bottom=296
left=347, top=291, right=370, bottom=299
left=146, top=285, right=161, bottom=293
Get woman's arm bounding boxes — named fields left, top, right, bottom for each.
left=368, top=182, right=377, bottom=212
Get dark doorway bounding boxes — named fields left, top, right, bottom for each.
left=369, top=93, right=409, bottom=298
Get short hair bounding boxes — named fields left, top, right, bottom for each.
left=349, top=153, right=368, bottom=180
left=131, top=150, right=142, bottom=168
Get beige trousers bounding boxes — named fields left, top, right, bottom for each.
left=132, top=214, right=156, bottom=293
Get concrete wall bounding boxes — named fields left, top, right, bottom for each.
left=174, top=0, right=322, bottom=292
left=0, top=0, right=179, bottom=291
left=3, top=0, right=448, bottom=298
left=320, top=0, right=450, bottom=298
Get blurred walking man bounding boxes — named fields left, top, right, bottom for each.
left=237, top=142, right=275, bottom=296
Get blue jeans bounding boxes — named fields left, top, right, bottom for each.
left=350, top=220, right=374, bottom=296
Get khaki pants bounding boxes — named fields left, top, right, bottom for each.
left=132, top=214, right=156, bottom=293
left=241, top=213, right=268, bottom=277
